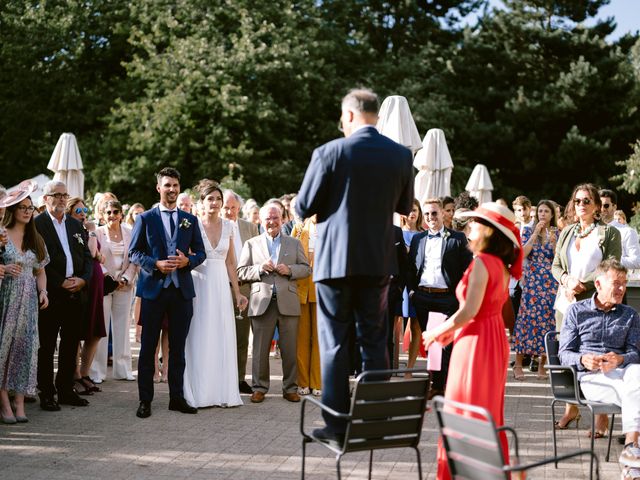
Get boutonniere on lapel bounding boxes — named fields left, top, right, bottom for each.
left=442, top=230, right=451, bottom=240
left=179, top=218, right=192, bottom=230
left=73, top=233, right=85, bottom=246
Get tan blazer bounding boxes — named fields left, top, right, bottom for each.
left=96, top=223, right=139, bottom=290
left=238, top=218, right=259, bottom=244
left=237, top=233, right=311, bottom=317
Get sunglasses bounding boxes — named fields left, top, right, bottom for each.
left=424, top=212, right=439, bottom=217
left=573, top=198, right=592, bottom=206
left=105, top=209, right=121, bottom=215
left=75, top=207, right=89, bottom=214
left=47, top=193, right=70, bottom=200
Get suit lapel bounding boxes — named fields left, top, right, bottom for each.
left=277, top=235, right=287, bottom=264
left=440, top=229, right=450, bottom=258
left=42, top=212, right=64, bottom=253
left=260, top=233, right=271, bottom=263
left=416, top=233, right=427, bottom=272
left=152, top=208, right=169, bottom=256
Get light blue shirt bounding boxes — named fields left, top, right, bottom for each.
left=559, top=294, right=640, bottom=379
left=266, top=233, right=281, bottom=264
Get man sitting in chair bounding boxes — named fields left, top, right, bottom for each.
left=559, top=258, right=640, bottom=473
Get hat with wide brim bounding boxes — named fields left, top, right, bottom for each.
left=456, top=202, right=520, bottom=247
left=0, top=180, right=39, bottom=208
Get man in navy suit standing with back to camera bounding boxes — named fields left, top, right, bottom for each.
left=296, top=88, right=414, bottom=444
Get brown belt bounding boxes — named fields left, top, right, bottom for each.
left=418, top=286, right=449, bottom=294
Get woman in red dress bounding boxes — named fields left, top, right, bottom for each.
left=423, top=202, right=523, bottom=480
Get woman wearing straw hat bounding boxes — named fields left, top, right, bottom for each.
left=423, top=202, right=523, bottom=480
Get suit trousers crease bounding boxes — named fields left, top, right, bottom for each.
left=37, top=291, right=84, bottom=397
left=138, top=286, right=193, bottom=403
left=251, top=300, right=299, bottom=393
left=91, top=288, right=134, bottom=381
left=316, top=276, right=390, bottom=435
left=296, top=301, right=321, bottom=391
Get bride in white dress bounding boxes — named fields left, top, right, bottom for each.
left=183, top=181, right=248, bottom=407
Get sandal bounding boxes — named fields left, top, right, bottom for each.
left=512, top=366, right=525, bottom=381
left=587, top=429, right=607, bottom=439
left=74, top=378, right=94, bottom=396
left=82, top=376, right=101, bottom=393
left=555, top=413, right=581, bottom=430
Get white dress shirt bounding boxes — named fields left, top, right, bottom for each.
left=419, top=227, right=448, bottom=289
left=609, top=220, right=640, bottom=269
left=47, top=210, right=74, bottom=277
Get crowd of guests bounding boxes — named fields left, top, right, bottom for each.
left=1, top=171, right=640, bottom=474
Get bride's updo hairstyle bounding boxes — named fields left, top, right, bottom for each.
left=195, top=179, right=223, bottom=201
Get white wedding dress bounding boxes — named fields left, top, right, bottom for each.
left=183, top=219, right=243, bottom=407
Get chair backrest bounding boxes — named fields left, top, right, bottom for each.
left=544, top=331, right=580, bottom=402
left=433, top=397, right=508, bottom=480
left=343, top=369, right=429, bottom=454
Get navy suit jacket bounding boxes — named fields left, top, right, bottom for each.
left=407, top=228, right=472, bottom=294
left=128, top=207, right=206, bottom=300
left=296, top=125, right=414, bottom=282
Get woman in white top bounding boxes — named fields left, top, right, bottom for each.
left=91, top=200, right=139, bottom=381
left=551, top=183, right=621, bottom=433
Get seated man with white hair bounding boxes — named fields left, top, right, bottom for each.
left=559, top=258, right=640, bottom=474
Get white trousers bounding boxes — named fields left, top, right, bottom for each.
left=90, top=288, right=134, bottom=381
left=580, top=363, right=640, bottom=433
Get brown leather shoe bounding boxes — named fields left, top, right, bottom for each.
left=283, top=391, right=301, bottom=403
left=250, top=391, right=265, bottom=403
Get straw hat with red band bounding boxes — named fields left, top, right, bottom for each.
left=456, top=202, right=524, bottom=279
left=0, top=180, right=39, bottom=209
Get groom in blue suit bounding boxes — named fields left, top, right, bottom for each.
left=296, top=88, right=414, bottom=443
left=129, top=167, right=206, bottom=418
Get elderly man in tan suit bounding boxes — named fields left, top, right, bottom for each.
left=237, top=203, right=311, bottom=403
left=222, top=189, right=259, bottom=394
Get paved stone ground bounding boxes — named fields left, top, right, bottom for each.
left=0, top=329, right=624, bottom=479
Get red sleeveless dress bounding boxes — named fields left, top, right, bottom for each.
left=436, top=253, right=510, bottom=480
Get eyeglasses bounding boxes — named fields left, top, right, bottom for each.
left=337, top=120, right=344, bottom=133
left=75, top=207, right=89, bottom=214
left=16, top=205, right=36, bottom=213
left=424, top=212, right=439, bottom=217
left=105, top=210, right=121, bottom=216
left=601, top=203, right=611, bottom=209
left=47, top=193, right=70, bottom=200
left=573, top=198, right=592, bottom=206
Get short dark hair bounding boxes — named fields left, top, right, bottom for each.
left=341, top=88, right=379, bottom=114
left=595, top=258, right=627, bottom=278
left=441, top=196, right=455, bottom=207
left=598, top=188, right=617, bottom=205
left=454, top=191, right=478, bottom=210
left=157, top=167, right=181, bottom=183
left=512, top=195, right=531, bottom=209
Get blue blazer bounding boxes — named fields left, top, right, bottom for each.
left=128, top=207, right=206, bottom=300
left=407, top=228, right=472, bottom=294
left=296, top=125, right=414, bottom=282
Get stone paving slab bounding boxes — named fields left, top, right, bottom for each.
left=0, top=331, right=624, bottom=479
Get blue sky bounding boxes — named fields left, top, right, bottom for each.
left=479, top=0, right=639, bottom=40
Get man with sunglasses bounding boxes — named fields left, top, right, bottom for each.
left=600, top=189, right=640, bottom=270
left=407, top=198, right=472, bottom=397
left=34, top=181, right=93, bottom=411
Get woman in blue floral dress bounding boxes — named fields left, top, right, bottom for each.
left=0, top=197, right=49, bottom=423
left=513, top=200, right=558, bottom=380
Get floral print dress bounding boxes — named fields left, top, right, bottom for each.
left=0, top=240, right=49, bottom=395
left=514, top=226, right=558, bottom=355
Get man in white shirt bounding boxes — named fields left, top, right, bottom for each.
left=600, top=189, right=640, bottom=270
left=222, top=189, right=259, bottom=394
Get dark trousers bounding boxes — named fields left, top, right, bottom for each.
left=37, top=289, right=84, bottom=398
left=316, top=276, right=389, bottom=435
left=412, top=290, right=458, bottom=391
left=138, top=286, right=193, bottom=403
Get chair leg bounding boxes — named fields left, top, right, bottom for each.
left=606, top=414, right=615, bottom=462
left=589, top=407, right=595, bottom=480
left=551, top=401, right=559, bottom=468
left=336, top=454, right=342, bottom=480
left=301, top=440, right=307, bottom=480
left=414, top=447, right=423, bottom=480
left=368, top=450, right=373, bottom=480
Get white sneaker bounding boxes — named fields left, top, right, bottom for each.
left=620, top=445, right=640, bottom=468
left=312, top=389, right=322, bottom=396
left=297, top=387, right=310, bottom=395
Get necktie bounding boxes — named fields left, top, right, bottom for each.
left=164, top=210, right=176, bottom=236
left=428, top=232, right=441, bottom=239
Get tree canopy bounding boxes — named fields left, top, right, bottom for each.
left=1, top=0, right=638, bottom=209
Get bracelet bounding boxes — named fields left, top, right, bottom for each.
left=39, top=290, right=48, bottom=296
left=88, top=232, right=97, bottom=238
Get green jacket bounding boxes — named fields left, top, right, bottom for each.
left=551, top=222, right=622, bottom=300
